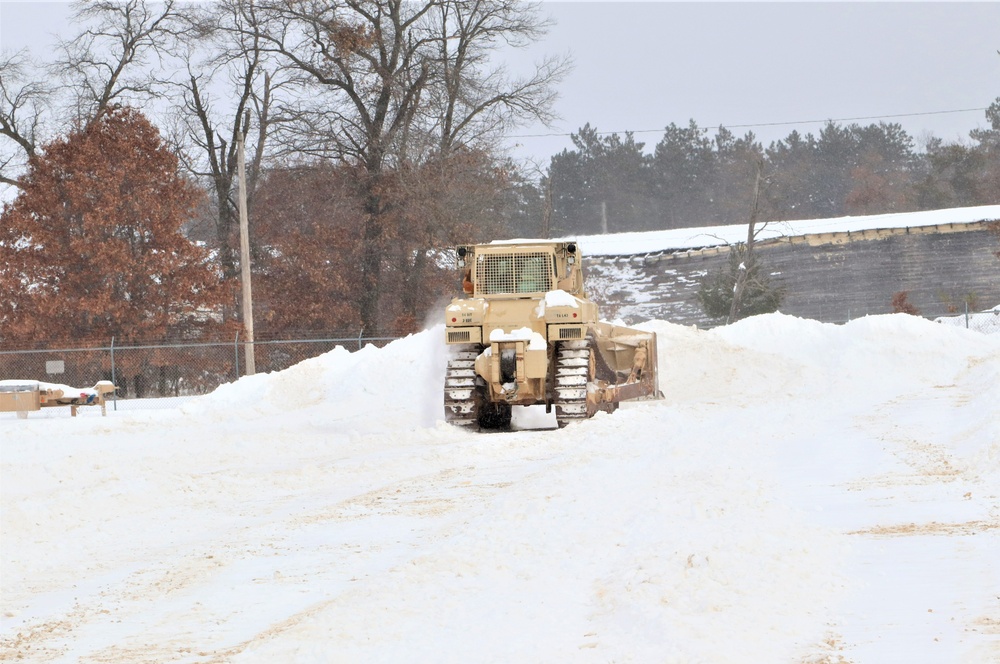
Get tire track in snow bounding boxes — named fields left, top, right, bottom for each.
left=837, top=368, right=1000, bottom=662
left=2, top=424, right=587, bottom=662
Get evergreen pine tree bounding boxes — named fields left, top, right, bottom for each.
left=697, top=243, right=784, bottom=322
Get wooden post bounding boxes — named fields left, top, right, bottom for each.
left=238, top=134, right=256, bottom=376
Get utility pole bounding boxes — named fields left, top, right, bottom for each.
left=237, top=133, right=256, bottom=375
left=542, top=174, right=553, bottom=238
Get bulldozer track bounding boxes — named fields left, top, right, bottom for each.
left=444, top=345, right=481, bottom=427
left=554, top=340, right=592, bottom=427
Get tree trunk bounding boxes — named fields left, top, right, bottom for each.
left=359, top=175, right=384, bottom=335
left=401, top=248, right=426, bottom=322
left=729, top=160, right=763, bottom=323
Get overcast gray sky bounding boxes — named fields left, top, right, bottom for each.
left=502, top=2, right=1000, bottom=162
left=2, top=1, right=999, bottom=165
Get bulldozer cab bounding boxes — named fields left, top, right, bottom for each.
left=458, top=242, right=583, bottom=298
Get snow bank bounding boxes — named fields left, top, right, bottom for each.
left=186, top=327, right=450, bottom=435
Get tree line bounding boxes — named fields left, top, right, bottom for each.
left=534, top=109, right=1000, bottom=239
left=1, top=0, right=998, bottom=350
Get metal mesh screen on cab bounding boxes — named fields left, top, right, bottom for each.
left=476, top=253, right=553, bottom=295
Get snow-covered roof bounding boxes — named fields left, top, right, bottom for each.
left=561, top=205, right=1000, bottom=257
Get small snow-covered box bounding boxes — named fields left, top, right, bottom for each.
left=0, top=381, right=43, bottom=417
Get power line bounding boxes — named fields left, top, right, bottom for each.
left=510, top=106, right=990, bottom=140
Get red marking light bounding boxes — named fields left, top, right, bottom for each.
left=451, top=317, right=457, bottom=322
left=573, top=313, right=578, bottom=318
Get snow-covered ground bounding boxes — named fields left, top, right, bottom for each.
left=2, top=314, right=999, bottom=663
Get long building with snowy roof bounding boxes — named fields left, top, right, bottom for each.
left=568, top=205, right=1000, bottom=326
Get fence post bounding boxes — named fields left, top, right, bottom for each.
left=358, top=329, right=364, bottom=351
left=965, top=301, right=970, bottom=329
left=234, top=330, right=241, bottom=381
left=110, top=336, right=118, bottom=411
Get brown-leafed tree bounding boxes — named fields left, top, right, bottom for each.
left=250, top=162, right=364, bottom=338
left=891, top=291, right=921, bottom=316
left=249, top=147, right=513, bottom=340
left=388, top=147, right=515, bottom=331
left=0, top=105, right=229, bottom=346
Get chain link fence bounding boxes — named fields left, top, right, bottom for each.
left=928, top=304, right=1000, bottom=335
left=0, top=333, right=399, bottom=416
left=3, top=304, right=997, bottom=419
left=821, top=303, right=999, bottom=334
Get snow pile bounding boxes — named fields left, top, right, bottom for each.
left=3, top=314, right=999, bottom=663
left=543, top=289, right=581, bottom=307
left=187, top=331, right=449, bottom=435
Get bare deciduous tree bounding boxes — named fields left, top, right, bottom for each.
left=251, top=0, right=434, bottom=333
left=250, top=0, right=567, bottom=333
left=167, top=0, right=292, bottom=293
left=698, top=160, right=785, bottom=323
left=729, top=160, right=765, bottom=322
left=55, top=0, right=185, bottom=125
left=427, top=0, right=568, bottom=155
left=0, top=51, right=51, bottom=188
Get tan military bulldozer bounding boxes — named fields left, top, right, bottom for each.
left=443, top=241, right=661, bottom=429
